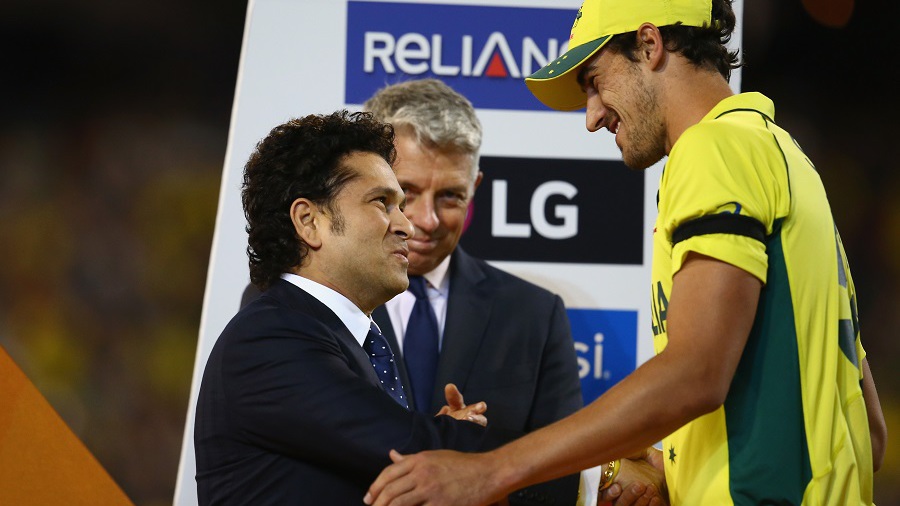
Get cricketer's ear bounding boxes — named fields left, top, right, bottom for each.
left=636, top=23, right=666, bottom=70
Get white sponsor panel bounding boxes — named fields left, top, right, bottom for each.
left=175, top=1, right=744, bottom=505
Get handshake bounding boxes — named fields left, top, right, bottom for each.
left=367, top=383, right=668, bottom=506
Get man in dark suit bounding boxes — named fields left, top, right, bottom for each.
left=364, top=80, right=585, bottom=505
left=194, top=111, right=511, bottom=505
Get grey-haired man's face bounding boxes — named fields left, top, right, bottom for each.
left=392, top=132, right=482, bottom=276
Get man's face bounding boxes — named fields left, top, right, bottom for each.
left=580, top=48, right=667, bottom=170
left=316, top=151, right=414, bottom=311
left=393, top=132, right=482, bottom=276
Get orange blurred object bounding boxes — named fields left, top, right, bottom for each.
left=801, top=0, right=854, bottom=27
left=0, top=346, right=134, bottom=506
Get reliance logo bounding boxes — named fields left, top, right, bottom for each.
left=363, top=32, right=560, bottom=79
left=346, top=2, right=576, bottom=111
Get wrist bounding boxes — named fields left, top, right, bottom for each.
left=485, top=447, right=527, bottom=498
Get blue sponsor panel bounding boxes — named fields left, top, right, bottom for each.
left=345, top=1, right=576, bottom=111
left=567, top=308, right=638, bottom=404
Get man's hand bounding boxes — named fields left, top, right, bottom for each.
left=599, top=447, right=667, bottom=506
left=364, top=449, right=505, bottom=506
left=435, top=383, right=487, bottom=427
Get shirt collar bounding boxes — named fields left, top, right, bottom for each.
left=281, top=273, right=372, bottom=347
left=702, top=92, right=774, bottom=123
left=421, top=254, right=451, bottom=294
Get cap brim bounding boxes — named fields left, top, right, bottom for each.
left=525, top=35, right=610, bottom=111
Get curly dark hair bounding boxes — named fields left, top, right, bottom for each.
left=605, top=0, right=742, bottom=80
left=242, top=110, right=396, bottom=290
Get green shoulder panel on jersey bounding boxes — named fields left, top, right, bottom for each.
left=724, top=218, right=812, bottom=504
left=835, top=231, right=861, bottom=368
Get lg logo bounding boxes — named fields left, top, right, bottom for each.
left=492, top=180, right=578, bottom=239
left=460, top=155, right=642, bottom=265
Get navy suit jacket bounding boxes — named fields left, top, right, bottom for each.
left=195, top=279, right=513, bottom=505
left=374, top=248, right=584, bottom=505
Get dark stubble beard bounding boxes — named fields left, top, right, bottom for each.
left=327, top=206, right=346, bottom=234
left=621, top=72, right=667, bottom=171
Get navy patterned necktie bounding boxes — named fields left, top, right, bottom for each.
left=365, top=321, right=408, bottom=409
left=404, top=275, right=440, bottom=413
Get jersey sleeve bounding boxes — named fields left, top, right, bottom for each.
left=660, top=122, right=784, bottom=283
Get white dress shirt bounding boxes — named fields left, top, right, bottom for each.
left=384, top=254, right=451, bottom=355
left=281, top=273, right=375, bottom=347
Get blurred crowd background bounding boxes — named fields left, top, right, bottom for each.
left=1, top=0, right=897, bottom=504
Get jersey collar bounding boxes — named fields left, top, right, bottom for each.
left=702, top=92, right=775, bottom=123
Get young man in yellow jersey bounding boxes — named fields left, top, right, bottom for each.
left=364, top=0, right=887, bottom=505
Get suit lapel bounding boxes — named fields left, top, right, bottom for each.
left=372, top=305, right=415, bottom=409
left=270, top=279, right=381, bottom=386
left=431, top=248, right=495, bottom=413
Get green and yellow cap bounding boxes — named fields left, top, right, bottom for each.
left=525, top=0, right=713, bottom=111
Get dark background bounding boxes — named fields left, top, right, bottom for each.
left=1, top=1, right=897, bottom=504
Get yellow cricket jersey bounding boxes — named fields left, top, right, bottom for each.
left=650, top=93, right=873, bottom=505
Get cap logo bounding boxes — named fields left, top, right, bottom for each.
left=570, top=3, right=584, bottom=40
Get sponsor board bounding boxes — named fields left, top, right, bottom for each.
left=568, top=308, right=638, bottom=404
left=346, top=1, right=576, bottom=111
left=460, top=156, right=644, bottom=264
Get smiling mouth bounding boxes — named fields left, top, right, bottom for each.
left=409, top=237, right=437, bottom=250
left=609, top=117, right=621, bottom=135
